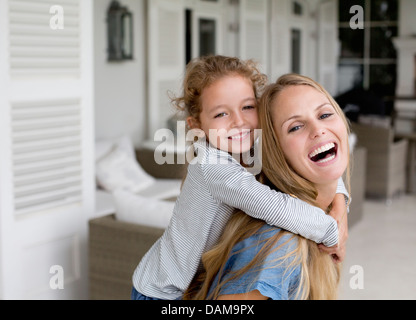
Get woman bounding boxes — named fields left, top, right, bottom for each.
left=183, top=73, right=351, bottom=300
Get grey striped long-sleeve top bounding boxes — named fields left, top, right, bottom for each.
left=132, top=139, right=349, bottom=300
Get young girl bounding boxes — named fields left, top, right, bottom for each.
left=131, top=55, right=349, bottom=300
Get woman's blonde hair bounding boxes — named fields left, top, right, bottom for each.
left=184, top=74, right=351, bottom=300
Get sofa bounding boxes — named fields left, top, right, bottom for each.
left=351, top=123, right=408, bottom=200
left=89, top=214, right=165, bottom=300
left=347, top=146, right=366, bottom=227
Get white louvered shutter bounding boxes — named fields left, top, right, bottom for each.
left=318, top=0, right=339, bottom=96
left=9, top=0, right=81, bottom=77
left=0, top=0, right=94, bottom=299
left=239, top=0, right=269, bottom=74
left=11, top=99, right=83, bottom=215
left=147, top=0, right=185, bottom=139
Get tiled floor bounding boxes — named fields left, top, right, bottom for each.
left=338, top=194, right=416, bottom=300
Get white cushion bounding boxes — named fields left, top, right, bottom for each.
left=95, top=178, right=181, bottom=219
left=95, top=135, right=136, bottom=161
left=95, top=135, right=182, bottom=226
left=113, top=189, right=175, bottom=229
left=96, top=147, right=156, bottom=194
left=95, top=189, right=117, bottom=216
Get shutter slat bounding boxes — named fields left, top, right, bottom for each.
left=10, top=25, right=79, bottom=37
left=14, top=166, right=82, bottom=186
left=14, top=190, right=82, bottom=214
left=11, top=0, right=78, bottom=4
left=11, top=47, right=79, bottom=58
left=15, top=177, right=81, bottom=197
left=10, top=13, right=79, bottom=27
left=13, top=125, right=80, bottom=138
left=9, top=1, right=79, bottom=15
left=11, top=58, right=80, bottom=69
left=11, top=36, right=80, bottom=47
left=13, top=146, right=81, bottom=165
left=13, top=156, right=81, bottom=174
left=13, top=136, right=81, bottom=153
left=13, top=117, right=80, bottom=130
left=15, top=195, right=82, bottom=216
left=15, top=187, right=82, bottom=207
left=12, top=128, right=80, bottom=143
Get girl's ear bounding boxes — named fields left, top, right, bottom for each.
left=187, top=116, right=200, bottom=129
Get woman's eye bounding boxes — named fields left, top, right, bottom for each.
left=288, top=125, right=302, bottom=133
left=320, top=113, right=333, bottom=120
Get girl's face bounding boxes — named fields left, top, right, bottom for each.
left=272, top=85, right=348, bottom=186
left=189, top=75, right=258, bottom=154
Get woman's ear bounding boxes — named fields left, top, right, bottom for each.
left=187, top=117, right=200, bottom=129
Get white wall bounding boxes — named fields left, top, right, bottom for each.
left=399, top=0, right=416, bottom=36
left=94, top=0, right=147, bottom=148
left=270, top=0, right=322, bottom=81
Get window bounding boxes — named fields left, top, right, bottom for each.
left=291, top=29, right=301, bottom=74
left=338, top=0, right=399, bottom=115
left=185, top=9, right=218, bottom=65
left=185, top=9, right=192, bottom=64
left=293, top=1, right=303, bottom=16
left=199, top=18, right=216, bottom=57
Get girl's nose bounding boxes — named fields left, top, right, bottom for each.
left=231, top=112, right=245, bottom=127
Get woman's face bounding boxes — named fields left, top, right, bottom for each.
left=271, top=85, right=348, bottom=186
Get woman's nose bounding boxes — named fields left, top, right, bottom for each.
left=309, top=122, right=326, bottom=139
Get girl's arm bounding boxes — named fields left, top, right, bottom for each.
left=336, top=177, right=350, bottom=210
left=319, top=193, right=349, bottom=263
left=330, top=193, right=349, bottom=245
left=201, top=154, right=340, bottom=247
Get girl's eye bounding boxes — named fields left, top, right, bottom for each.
left=214, top=112, right=227, bottom=119
left=243, top=105, right=255, bottom=110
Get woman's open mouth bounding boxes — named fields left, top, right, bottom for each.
left=308, top=142, right=338, bottom=164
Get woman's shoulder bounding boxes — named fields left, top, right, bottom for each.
left=220, top=225, right=302, bottom=300
left=233, top=225, right=299, bottom=265
left=252, top=225, right=298, bottom=249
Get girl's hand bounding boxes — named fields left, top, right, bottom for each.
left=319, top=194, right=349, bottom=263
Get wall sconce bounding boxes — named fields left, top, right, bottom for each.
left=107, top=0, right=133, bottom=61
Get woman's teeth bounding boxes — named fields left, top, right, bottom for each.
left=316, top=153, right=336, bottom=163
left=309, top=143, right=335, bottom=158
left=309, top=142, right=336, bottom=163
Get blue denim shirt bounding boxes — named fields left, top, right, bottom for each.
left=208, top=225, right=302, bottom=300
